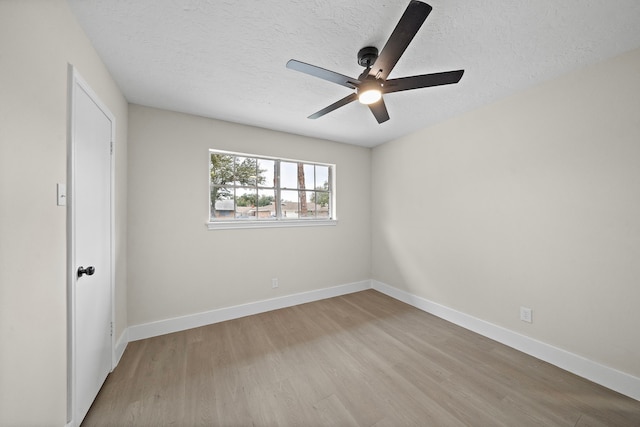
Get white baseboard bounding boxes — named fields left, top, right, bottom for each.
left=113, top=328, right=128, bottom=367
left=371, top=280, right=640, bottom=401
left=127, top=280, right=371, bottom=342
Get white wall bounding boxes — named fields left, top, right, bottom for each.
left=127, top=105, right=371, bottom=327
left=0, top=1, right=127, bottom=425
left=372, top=47, right=640, bottom=378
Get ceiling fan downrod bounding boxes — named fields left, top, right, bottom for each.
left=357, top=46, right=379, bottom=69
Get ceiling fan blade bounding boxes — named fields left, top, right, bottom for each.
left=383, top=70, right=464, bottom=94
left=308, top=93, right=358, bottom=119
left=368, top=98, right=390, bottom=123
left=369, top=0, right=432, bottom=80
left=287, top=60, right=359, bottom=89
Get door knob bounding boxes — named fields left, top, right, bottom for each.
left=77, top=266, right=95, bottom=278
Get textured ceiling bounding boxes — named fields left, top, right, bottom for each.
left=67, top=0, right=640, bottom=148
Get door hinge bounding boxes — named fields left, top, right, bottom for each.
left=110, top=141, right=114, bottom=155
left=110, top=322, right=113, bottom=337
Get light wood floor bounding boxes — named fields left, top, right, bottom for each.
left=83, top=290, right=640, bottom=426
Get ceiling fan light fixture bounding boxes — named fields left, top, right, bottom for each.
left=358, top=88, right=382, bottom=104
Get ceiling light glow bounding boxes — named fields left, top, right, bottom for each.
left=358, top=89, right=382, bottom=105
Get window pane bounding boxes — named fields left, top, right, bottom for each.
left=315, top=165, right=329, bottom=190
left=210, top=154, right=234, bottom=186
left=310, top=190, right=330, bottom=218
left=211, top=186, right=234, bottom=220
left=232, top=156, right=242, bottom=186
left=280, top=190, right=315, bottom=219
left=303, top=191, right=331, bottom=219
left=234, top=156, right=259, bottom=186
left=300, top=191, right=315, bottom=218
left=235, top=187, right=258, bottom=219
left=280, top=190, right=299, bottom=218
left=315, top=192, right=331, bottom=218
left=257, top=158, right=275, bottom=188
left=257, top=189, right=276, bottom=219
left=280, top=161, right=298, bottom=189
left=301, top=163, right=314, bottom=189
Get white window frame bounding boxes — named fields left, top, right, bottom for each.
left=207, top=149, right=337, bottom=230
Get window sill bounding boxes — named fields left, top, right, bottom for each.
left=206, top=219, right=338, bottom=230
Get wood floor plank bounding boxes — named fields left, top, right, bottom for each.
left=82, top=290, right=640, bottom=426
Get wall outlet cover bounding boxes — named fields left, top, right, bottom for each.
left=520, top=306, right=533, bottom=323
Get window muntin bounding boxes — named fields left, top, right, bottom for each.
left=209, top=150, right=334, bottom=223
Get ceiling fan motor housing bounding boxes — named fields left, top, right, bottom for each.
left=358, top=47, right=379, bottom=68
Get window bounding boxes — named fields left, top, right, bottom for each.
left=208, top=150, right=335, bottom=228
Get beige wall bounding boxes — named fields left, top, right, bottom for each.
left=372, top=47, right=640, bottom=377
left=127, top=105, right=371, bottom=326
left=0, top=1, right=127, bottom=425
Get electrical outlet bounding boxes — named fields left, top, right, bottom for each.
left=272, top=278, right=279, bottom=288
left=520, top=306, right=533, bottom=323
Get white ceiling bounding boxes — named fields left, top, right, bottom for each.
left=67, top=0, right=640, bottom=148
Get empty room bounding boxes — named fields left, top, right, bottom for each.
left=1, top=0, right=639, bottom=426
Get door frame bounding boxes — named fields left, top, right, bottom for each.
left=66, top=65, right=116, bottom=426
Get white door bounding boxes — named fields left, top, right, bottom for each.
left=69, top=69, right=113, bottom=425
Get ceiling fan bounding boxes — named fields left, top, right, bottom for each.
left=286, top=0, right=464, bottom=124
